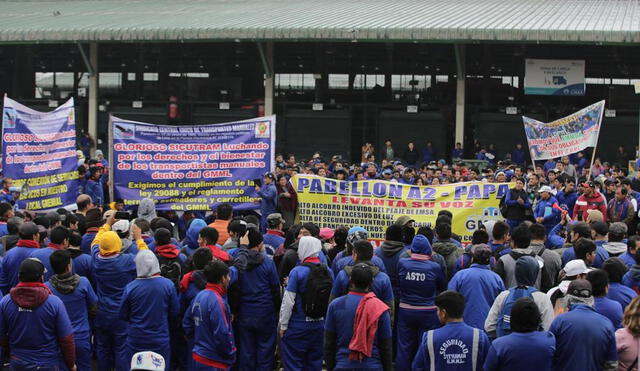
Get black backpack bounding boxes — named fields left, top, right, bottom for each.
left=301, top=263, right=333, bottom=319
left=499, top=191, right=509, bottom=218
left=156, top=254, right=182, bottom=291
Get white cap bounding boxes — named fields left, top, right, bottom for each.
left=131, top=351, right=165, bottom=371
left=112, top=220, right=130, bottom=234
left=564, top=259, right=591, bottom=277
left=539, top=185, right=553, bottom=193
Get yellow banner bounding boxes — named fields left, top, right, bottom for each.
left=291, top=175, right=513, bottom=243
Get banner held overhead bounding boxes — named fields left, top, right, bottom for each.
left=2, top=96, right=78, bottom=211
left=111, top=115, right=275, bottom=211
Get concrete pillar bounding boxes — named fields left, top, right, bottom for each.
left=264, top=42, right=274, bottom=116
left=88, top=43, right=99, bottom=153
left=454, top=44, right=466, bottom=146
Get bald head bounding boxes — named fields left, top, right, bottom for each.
left=76, top=194, right=93, bottom=213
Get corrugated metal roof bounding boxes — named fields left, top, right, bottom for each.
left=1, top=0, right=640, bottom=43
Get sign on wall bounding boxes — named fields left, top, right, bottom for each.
left=524, top=59, right=585, bottom=96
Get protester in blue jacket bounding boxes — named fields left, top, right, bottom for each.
left=233, top=227, right=281, bottom=371
left=448, top=244, right=505, bottom=330
left=30, top=225, right=70, bottom=282
left=534, top=186, right=561, bottom=233
left=279, top=236, right=334, bottom=371
left=483, top=297, right=555, bottom=371
left=556, top=179, right=578, bottom=218
left=183, top=260, right=236, bottom=370
left=0, top=222, right=41, bottom=294
left=396, top=234, right=446, bottom=371
left=413, top=290, right=491, bottom=370
left=263, top=213, right=286, bottom=252
left=0, top=202, right=14, bottom=238
left=603, top=257, right=637, bottom=310
left=119, top=250, right=179, bottom=370
left=587, top=269, right=623, bottom=329
left=182, top=219, right=207, bottom=257
left=324, top=263, right=393, bottom=371
left=256, top=172, right=278, bottom=233
left=549, top=279, right=618, bottom=371
left=85, top=167, right=104, bottom=207
left=47, top=249, right=98, bottom=371
left=374, top=224, right=408, bottom=299
left=91, top=212, right=149, bottom=371
left=330, top=239, right=395, bottom=321
left=0, top=178, right=16, bottom=205
left=0, top=258, right=77, bottom=370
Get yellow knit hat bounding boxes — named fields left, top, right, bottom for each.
left=99, top=231, right=122, bottom=255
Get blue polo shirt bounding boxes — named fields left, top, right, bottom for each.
left=413, top=321, right=491, bottom=371
left=325, top=292, right=392, bottom=369
left=448, top=264, right=505, bottom=329
left=483, top=331, right=555, bottom=371
left=549, top=304, right=617, bottom=371
left=607, top=282, right=637, bottom=310
left=46, top=276, right=97, bottom=343
left=594, top=296, right=623, bottom=329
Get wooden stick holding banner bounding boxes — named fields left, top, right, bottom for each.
left=586, top=102, right=605, bottom=180
left=108, top=115, right=114, bottom=203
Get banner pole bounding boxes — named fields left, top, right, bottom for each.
left=108, top=115, right=114, bottom=203
left=587, top=101, right=606, bottom=180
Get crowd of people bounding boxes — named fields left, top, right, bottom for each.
left=1, top=142, right=640, bottom=371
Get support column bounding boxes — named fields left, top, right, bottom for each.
left=454, top=44, right=466, bottom=147
left=88, top=43, right=99, bottom=153
left=264, top=42, right=274, bottom=116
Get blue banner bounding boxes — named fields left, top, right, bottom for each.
left=111, top=116, right=276, bottom=211
left=2, top=96, right=78, bottom=211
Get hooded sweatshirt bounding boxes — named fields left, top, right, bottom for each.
left=397, top=235, right=446, bottom=307
left=279, top=236, right=329, bottom=332
left=603, top=241, right=627, bottom=257
left=374, top=239, right=407, bottom=297
left=234, top=247, right=281, bottom=319
left=1, top=282, right=76, bottom=369
left=138, top=198, right=157, bottom=222
left=484, top=256, right=555, bottom=337
left=120, top=250, right=179, bottom=347
left=494, top=247, right=544, bottom=289
left=183, top=219, right=207, bottom=256
left=47, top=274, right=97, bottom=345
left=623, top=265, right=640, bottom=294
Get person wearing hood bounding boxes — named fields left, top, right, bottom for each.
left=182, top=219, right=207, bottom=257
left=119, top=250, right=179, bottom=371
left=80, top=208, right=103, bottom=254
left=603, top=257, right=637, bottom=310
left=0, top=258, right=76, bottom=370
left=330, top=240, right=395, bottom=321
left=619, top=235, right=640, bottom=269
left=279, top=236, right=334, bottom=370
left=485, top=256, right=554, bottom=338
left=183, top=260, right=236, bottom=370
left=395, top=234, right=445, bottom=371
left=91, top=211, right=149, bottom=371
left=483, top=297, right=556, bottom=371
left=549, top=280, right=618, bottom=371
left=374, top=225, right=408, bottom=298
left=448, top=244, right=505, bottom=330
left=494, top=225, right=546, bottom=290
left=0, top=222, right=41, bottom=294
left=137, top=198, right=157, bottom=222
left=527, top=223, right=561, bottom=292
left=431, top=223, right=461, bottom=282
left=30, top=225, right=71, bottom=282
left=231, top=227, right=280, bottom=371
left=603, top=222, right=628, bottom=258
left=47, top=250, right=97, bottom=371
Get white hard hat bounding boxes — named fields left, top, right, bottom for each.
left=130, top=351, right=165, bottom=371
